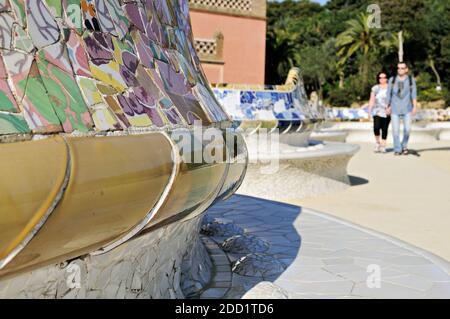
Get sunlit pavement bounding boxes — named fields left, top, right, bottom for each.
left=290, top=141, right=450, bottom=261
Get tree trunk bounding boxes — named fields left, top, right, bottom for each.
left=428, top=57, right=442, bottom=88
left=362, top=54, right=369, bottom=91
left=339, top=71, right=344, bottom=89
left=398, top=31, right=404, bottom=62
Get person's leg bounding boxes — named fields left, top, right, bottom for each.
left=391, top=114, right=401, bottom=153
left=373, top=116, right=381, bottom=151
left=402, top=112, right=412, bottom=151
left=380, top=116, right=389, bottom=151
left=382, top=116, right=391, bottom=146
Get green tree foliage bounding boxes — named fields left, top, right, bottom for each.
left=266, top=0, right=450, bottom=107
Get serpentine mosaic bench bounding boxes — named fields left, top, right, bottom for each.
left=332, top=107, right=369, bottom=122
left=332, top=121, right=441, bottom=143
left=310, top=107, right=348, bottom=143
left=331, top=107, right=449, bottom=123
left=423, top=121, right=450, bottom=141
left=213, top=68, right=324, bottom=143
left=211, top=68, right=359, bottom=200
left=328, top=108, right=442, bottom=143
left=417, top=108, right=450, bottom=141
left=0, top=0, right=247, bottom=298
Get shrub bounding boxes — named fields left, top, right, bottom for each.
left=416, top=72, right=447, bottom=102
left=326, top=74, right=372, bottom=107
left=419, top=87, right=447, bottom=102
left=444, top=90, right=450, bottom=107
left=327, top=87, right=356, bottom=107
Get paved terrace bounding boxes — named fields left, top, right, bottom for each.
left=199, top=195, right=450, bottom=299
left=292, top=141, right=450, bottom=261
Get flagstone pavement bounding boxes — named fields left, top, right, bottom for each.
left=198, top=195, right=450, bottom=299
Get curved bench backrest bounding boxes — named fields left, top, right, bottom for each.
left=212, top=67, right=325, bottom=133
left=0, top=0, right=230, bottom=139
left=0, top=0, right=248, bottom=278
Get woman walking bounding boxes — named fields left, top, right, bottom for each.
left=368, top=72, right=391, bottom=153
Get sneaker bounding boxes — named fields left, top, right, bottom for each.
left=374, top=144, right=380, bottom=153
left=394, top=152, right=401, bottom=156
left=379, top=146, right=387, bottom=153
left=402, top=148, right=409, bottom=155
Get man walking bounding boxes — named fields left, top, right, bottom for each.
left=387, top=62, right=417, bottom=155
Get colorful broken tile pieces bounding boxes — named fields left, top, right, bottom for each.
left=65, top=30, right=91, bottom=77
left=0, top=0, right=229, bottom=137
left=158, top=96, right=184, bottom=125
left=333, top=107, right=369, bottom=121
left=0, top=112, right=30, bottom=134
left=2, top=50, right=33, bottom=96
left=39, top=43, right=73, bottom=74
left=43, top=0, right=62, bottom=18
left=36, top=57, right=94, bottom=132
left=0, top=13, right=14, bottom=49
left=0, top=78, right=19, bottom=112
left=124, top=2, right=146, bottom=33
left=104, top=0, right=129, bottom=39
left=93, top=0, right=117, bottom=36
left=102, top=94, right=130, bottom=127
left=63, top=0, right=84, bottom=34
left=213, top=85, right=309, bottom=122
left=12, top=24, right=33, bottom=53
left=211, top=68, right=329, bottom=124
left=18, top=62, right=63, bottom=133
left=9, top=0, right=26, bottom=27
left=0, top=1, right=10, bottom=11
left=213, top=89, right=249, bottom=120
left=193, top=83, right=230, bottom=122
left=81, top=0, right=101, bottom=31
left=26, top=0, right=61, bottom=48
left=88, top=103, right=121, bottom=130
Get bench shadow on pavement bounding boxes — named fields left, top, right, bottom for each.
left=348, top=175, right=369, bottom=186
left=203, top=194, right=302, bottom=298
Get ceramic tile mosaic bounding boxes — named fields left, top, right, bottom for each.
left=0, top=112, right=29, bottom=134
left=0, top=56, right=20, bottom=113
left=213, top=88, right=304, bottom=122
left=0, top=0, right=229, bottom=136
left=332, top=107, right=369, bottom=121
left=212, top=71, right=323, bottom=123
left=0, top=0, right=248, bottom=288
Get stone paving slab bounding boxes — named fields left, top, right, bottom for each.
left=196, top=236, right=232, bottom=299
left=202, top=195, right=450, bottom=299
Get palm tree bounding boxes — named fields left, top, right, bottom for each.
left=266, top=18, right=299, bottom=83
left=336, top=13, right=376, bottom=90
